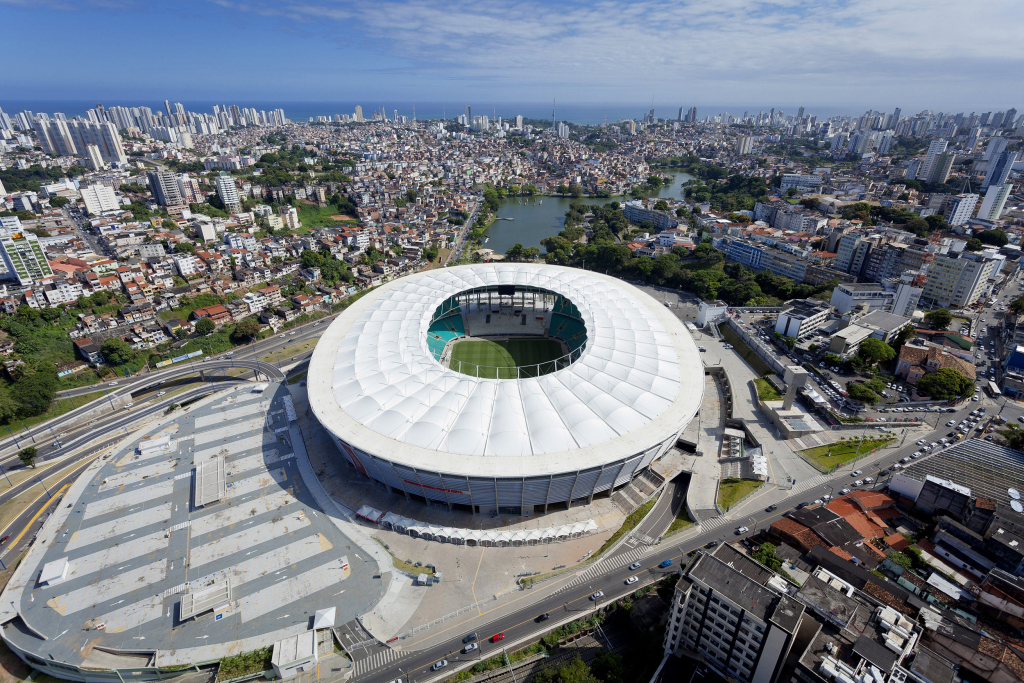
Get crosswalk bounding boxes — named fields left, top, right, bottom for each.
left=790, top=474, right=829, bottom=496
left=352, top=647, right=408, bottom=677
left=560, top=544, right=652, bottom=591
left=697, top=515, right=733, bottom=532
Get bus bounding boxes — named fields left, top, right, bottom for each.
left=986, top=380, right=1002, bottom=397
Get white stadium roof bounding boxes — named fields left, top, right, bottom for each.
left=308, top=264, right=703, bottom=478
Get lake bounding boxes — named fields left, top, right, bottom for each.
left=483, top=171, right=694, bottom=254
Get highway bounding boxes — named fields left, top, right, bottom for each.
left=8, top=314, right=334, bottom=454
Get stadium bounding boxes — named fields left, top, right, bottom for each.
left=307, top=263, right=703, bottom=513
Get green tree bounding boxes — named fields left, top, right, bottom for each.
left=925, top=308, right=952, bottom=329
left=786, top=187, right=798, bottom=197
left=905, top=217, right=929, bottom=236
left=1000, top=424, right=1024, bottom=450
left=423, top=244, right=439, bottom=262
left=39, top=307, right=61, bottom=323
left=858, top=338, right=896, bottom=366
left=15, top=367, right=59, bottom=418
left=568, top=182, right=583, bottom=198
left=175, top=241, right=195, bottom=254
left=978, top=229, right=1008, bottom=247
left=505, top=243, right=525, bottom=261
left=231, top=319, right=261, bottom=343
left=405, top=189, right=418, bottom=203
left=654, top=200, right=669, bottom=211
left=847, top=383, right=879, bottom=404
left=1010, top=297, right=1024, bottom=316
left=49, top=196, right=70, bottom=208
left=301, top=250, right=325, bottom=269
left=965, top=238, right=983, bottom=252
left=195, top=318, right=216, bottom=335
left=886, top=551, right=913, bottom=570
left=556, top=184, right=569, bottom=197
left=589, top=651, right=624, bottom=683
left=0, top=384, right=17, bottom=425
left=101, top=337, right=138, bottom=365
left=18, top=446, right=37, bottom=469
left=753, top=542, right=783, bottom=570
left=916, top=368, right=973, bottom=400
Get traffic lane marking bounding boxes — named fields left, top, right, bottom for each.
left=6, top=483, right=70, bottom=551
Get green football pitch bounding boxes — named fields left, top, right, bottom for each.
left=449, top=338, right=564, bottom=378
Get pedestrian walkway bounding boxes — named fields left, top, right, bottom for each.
left=351, top=647, right=410, bottom=677
left=791, top=474, right=830, bottom=495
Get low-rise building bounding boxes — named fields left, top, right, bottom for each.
left=775, top=299, right=831, bottom=339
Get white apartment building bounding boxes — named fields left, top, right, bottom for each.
left=664, top=546, right=802, bottom=683
left=779, top=174, right=823, bottom=193
left=915, top=138, right=948, bottom=182
left=775, top=299, right=831, bottom=339
left=279, top=206, right=300, bottom=231
left=215, top=174, right=242, bottom=214
left=173, top=254, right=202, bottom=277
left=946, top=193, right=979, bottom=226
left=830, top=282, right=893, bottom=314
left=224, top=232, right=258, bottom=252
left=922, top=253, right=997, bottom=308
left=736, top=135, right=754, bottom=155
left=0, top=228, right=54, bottom=286
left=622, top=200, right=679, bottom=231
left=978, top=183, right=1011, bottom=221
left=242, top=291, right=268, bottom=313
left=80, top=185, right=120, bottom=215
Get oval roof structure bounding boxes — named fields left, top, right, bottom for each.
left=308, top=264, right=703, bottom=477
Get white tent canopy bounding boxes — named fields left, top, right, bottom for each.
left=313, top=607, right=336, bottom=629
left=377, top=511, right=598, bottom=546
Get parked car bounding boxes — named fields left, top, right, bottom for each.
left=841, top=488, right=852, bottom=494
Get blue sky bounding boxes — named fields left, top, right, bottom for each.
left=2, top=0, right=1022, bottom=112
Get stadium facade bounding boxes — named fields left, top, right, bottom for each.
left=307, top=264, right=703, bottom=513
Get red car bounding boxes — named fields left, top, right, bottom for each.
left=491, top=633, right=505, bottom=643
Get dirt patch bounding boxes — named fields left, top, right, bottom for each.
left=330, top=214, right=356, bottom=221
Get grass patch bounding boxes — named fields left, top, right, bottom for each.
left=259, top=338, right=318, bottom=365
left=450, top=338, right=564, bottom=379
left=718, top=478, right=762, bottom=511
left=296, top=202, right=359, bottom=232
left=216, top=647, right=273, bottom=681
left=798, top=436, right=894, bottom=472
left=1, top=390, right=107, bottom=436
left=665, top=507, right=696, bottom=536
left=594, top=497, right=657, bottom=558
left=373, top=539, right=435, bottom=576
left=288, top=371, right=307, bottom=385
left=754, top=376, right=782, bottom=401
left=718, top=324, right=774, bottom=376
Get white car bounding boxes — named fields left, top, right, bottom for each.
left=735, top=526, right=749, bottom=534
left=901, top=456, right=911, bottom=463
left=626, top=576, right=639, bottom=585
left=916, top=440, right=926, bottom=446
left=813, top=499, right=823, bottom=505
left=431, top=660, right=449, bottom=671
left=840, top=487, right=852, bottom=494
left=821, top=493, right=833, bottom=500
left=851, top=470, right=863, bottom=476
left=854, top=479, right=863, bottom=486
left=108, top=381, right=118, bottom=386
left=463, top=643, right=478, bottom=653
left=973, top=395, right=980, bottom=401
left=864, top=477, right=874, bottom=483
left=946, top=420, right=956, bottom=426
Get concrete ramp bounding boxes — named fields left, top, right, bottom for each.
left=360, top=573, right=427, bottom=644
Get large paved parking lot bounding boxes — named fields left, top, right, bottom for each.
left=0, top=383, right=384, bottom=669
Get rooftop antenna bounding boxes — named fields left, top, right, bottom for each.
left=959, top=175, right=972, bottom=194
left=413, top=105, right=416, bottom=122
left=552, top=99, right=556, bottom=130
left=443, top=105, right=446, bottom=120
